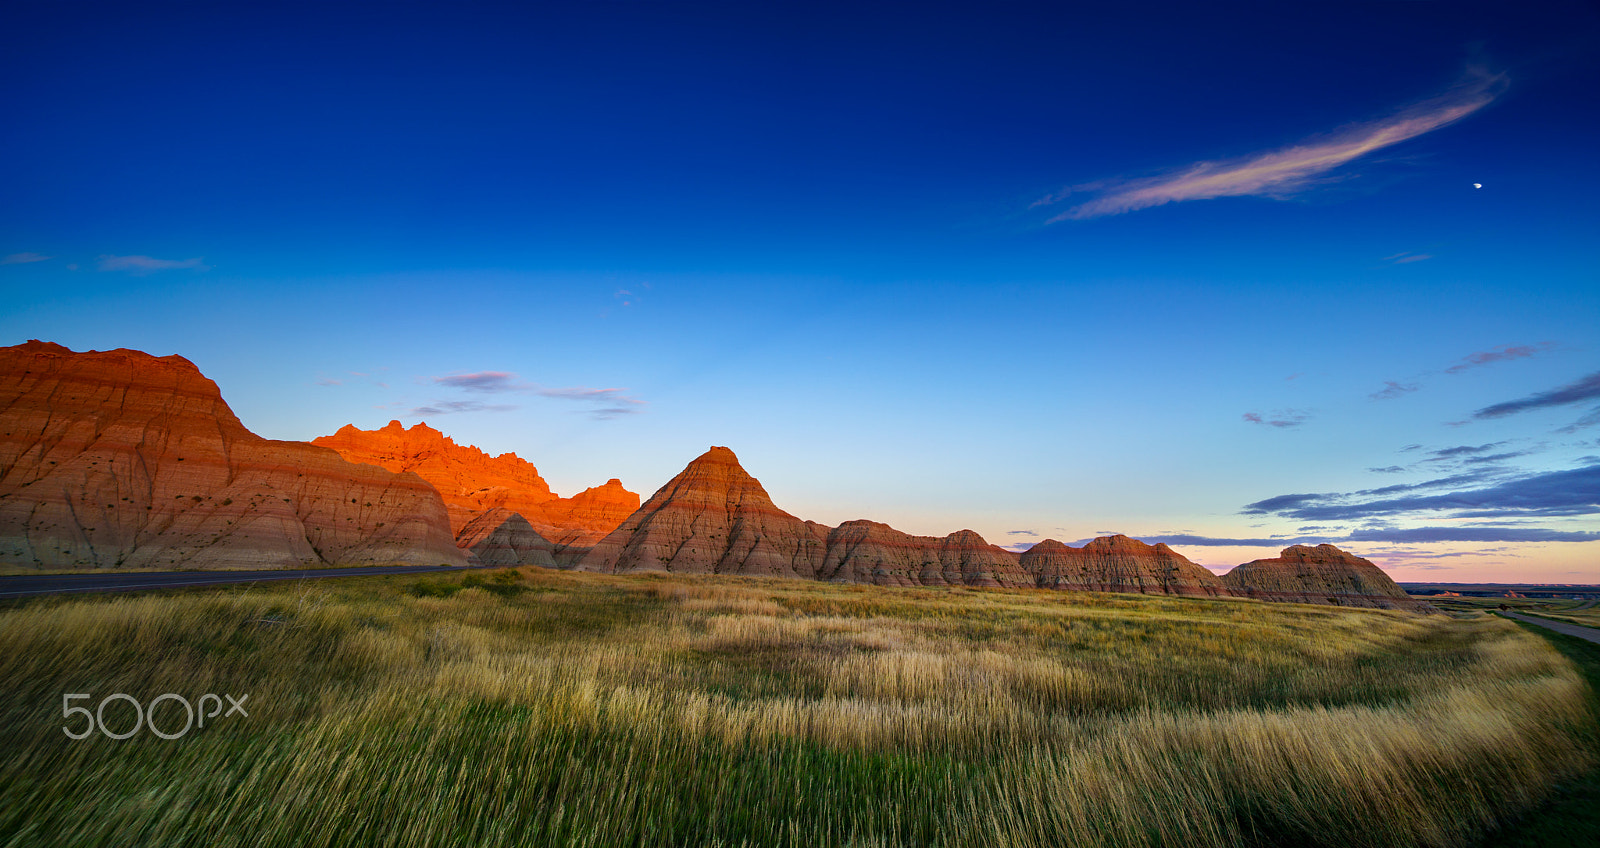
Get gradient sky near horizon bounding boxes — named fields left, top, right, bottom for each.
left=4, top=1, right=1598, bottom=582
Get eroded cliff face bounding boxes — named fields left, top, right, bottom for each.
left=1021, top=536, right=1229, bottom=597
left=455, top=508, right=556, bottom=568
left=312, top=422, right=638, bottom=546
left=0, top=341, right=463, bottom=568
left=312, top=421, right=554, bottom=528
left=1221, top=544, right=1429, bottom=610
left=534, top=479, right=639, bottom=548
left=577, top=446, right=830, bottom=577
left=819, top=520, right=1032, bottom=588
left=577, top=448, right=1034, bottom=588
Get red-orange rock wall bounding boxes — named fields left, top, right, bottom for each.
left=0, top=341, right=463, bottom=569
left=312, top=422, right=639, bottom=544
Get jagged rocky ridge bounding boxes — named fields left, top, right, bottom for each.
left=312, top=421, right=638, bottom=553
left=0, top=341, right=463, bottom=568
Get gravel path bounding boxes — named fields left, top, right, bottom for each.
left=1500, top=611, right=1600, bottom=645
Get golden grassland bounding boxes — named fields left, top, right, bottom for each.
left=1431, top=595, right=1600, bottom=628
left=0, top=569, right=1594, bottom=847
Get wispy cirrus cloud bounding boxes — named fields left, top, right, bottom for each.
left=1422, top=443, right=1505, bottom=462
left=1243, top=409, right=1310, bottom=428
left=434, top=371, right=526, bottom=392
left=1, top=252, right=51, bottom=265
left=1343, top=526, right=1600, bottom=544
left=1106, top=524, right=1595, bottom=550
left=98, top=254, right=210, bottom=273
left=1243, top=463, right=1600, bottom=523
left=1121, top=533, right=1302, bottom=547
left=1361, top=342, right=1554, bottom=409
left=590, top=406, right=644, bottom=420
left=1371, top=381, right=1420, bottom=401
left=537, top=386, right=644, bottom=406
left=409, top=400, right=518, bottom=416
left=1473, top=371, right=1600, bottom=421
left=427, top=370, right=646, bottom=420
left=1037, top=70, right=1504, bottom=221
left=1445, top=342, right=1555, bottom=374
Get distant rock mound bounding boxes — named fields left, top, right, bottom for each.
left=1222, top=544, right=1430, bottom=611
left=455, top=508, right=555, bottom=568
left=0, top=341, right=463, bottom=569
left=819, top=519, right=1032, bottom=588
left=312, top=421, right=639, bottom=546
left=1021, top=535, right=1228, bottom=597
left=577, top=446, right=830, bottom=576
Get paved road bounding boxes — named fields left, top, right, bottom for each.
left=1500, top=611, right=1600, bottom=645
left=0, top=564, right=492, bottom=599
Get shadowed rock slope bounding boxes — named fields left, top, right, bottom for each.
left=577, top=447, right=1055, bottom=588
left=819, top=520, right=1033, bottom=588
left=313, top=421, right=638, bottom=547
left=580, top=447, right=1217, bottom=593
left=1021, top=536, right=1228, bottom=597
left=1222, top=544, right=1431, bottom=611
left=0, top=341, right=463, bottom=569
left=577, top=446, right=831, bottom=577
left=455, top=508, right=556, bottom=568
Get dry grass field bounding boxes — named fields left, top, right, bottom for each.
left=1, top=568, right=1594, bottom=847
left=1429, top=595, right=1600, bottom=629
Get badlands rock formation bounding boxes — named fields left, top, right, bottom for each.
left=544, top=478, right=638, bottom=539
left=819, top=520, right=1033, bottom=588
left=0, top=340, right=1436, bottom=610
left=313, top=421, right=638, bottom=546
left=1021, top=536, right=1228, bottom=597
left=455, top=508, right=556, bottom=568
left=0, top=341, right=463, bottom=569
left=578, top=446, right=831, bottom=577
left=1222, top=544, right=1429, bottom=610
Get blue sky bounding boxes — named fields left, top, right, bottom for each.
left=4, top=1, right=1598, bottom=580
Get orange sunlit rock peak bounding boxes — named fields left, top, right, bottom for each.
left=311, top=420, right=639, bottom=549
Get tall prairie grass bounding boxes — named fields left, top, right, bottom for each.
left=0, top=569, right=1591, bottom=847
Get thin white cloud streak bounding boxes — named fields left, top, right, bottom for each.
left=1, top=252, right=51, bottom=265
left=1043, top=71, right=1505, bottom=221
left=98, top=254, right=210, bottom=273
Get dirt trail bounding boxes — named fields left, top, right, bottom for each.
left=1500, top=611, right=1600, bottom=645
